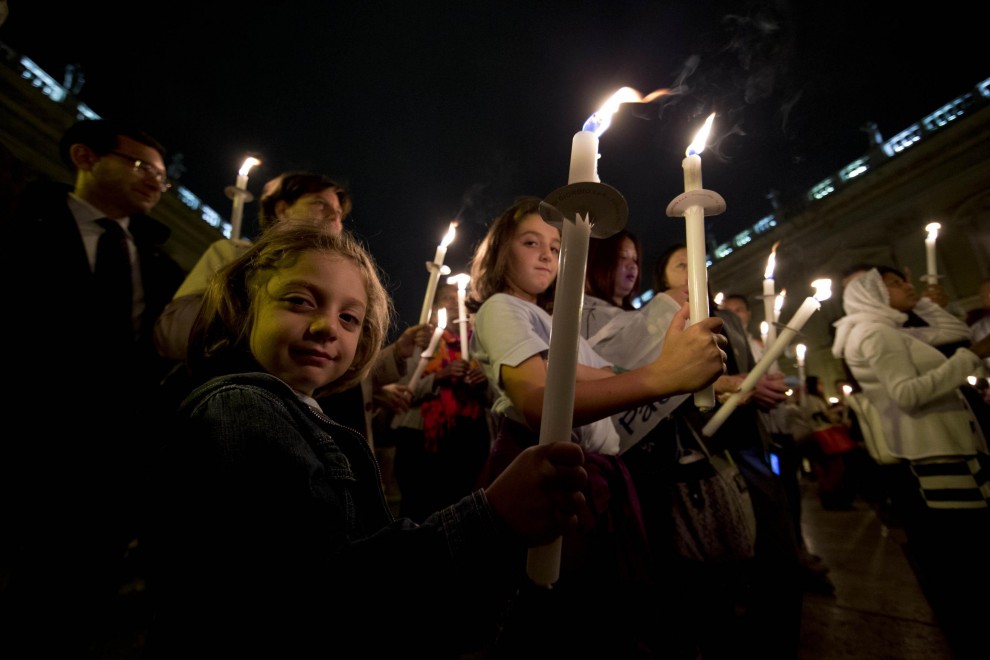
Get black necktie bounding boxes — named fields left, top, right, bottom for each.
left=94, top=218, right=134, bottom=340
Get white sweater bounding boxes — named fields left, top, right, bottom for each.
left=832, top=269, right=986, bottom=460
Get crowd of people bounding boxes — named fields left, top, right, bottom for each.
left=1, top=118, right=988, bottom=659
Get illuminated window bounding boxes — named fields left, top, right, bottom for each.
left=19, top=56, right=66, bottom=102
left=713, top=243, right=734, bottom=259
left=753, top=216, right=777, bottom=234
left=733, top=230, right=752, bottom=247
left=76, top=104, right=100, bottom=121
left=809, top=179, right=835, bottom=201
left=884, top=124, right=922, bottom=156
left=840, top=158, right=869, bottom=181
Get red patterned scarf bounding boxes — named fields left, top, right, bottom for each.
left=420, top=328, right=485, bottom=452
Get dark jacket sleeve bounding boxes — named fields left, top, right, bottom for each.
left=151, top=380, right=522, bottom=657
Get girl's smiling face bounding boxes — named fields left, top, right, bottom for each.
left=249, top=251, right=367, bottom=396
left=504, top=213, right=560, bottom=303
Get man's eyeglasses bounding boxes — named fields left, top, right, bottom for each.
left=107, top=151, right=172, bottom=192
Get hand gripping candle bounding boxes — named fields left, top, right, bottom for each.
left=668, top=113, right=721, bottom=411
left=702, top=279, right=832, bottom=437
left=389, top=309, right=448, bottom=431
left=407, top=308, right=446, bottom=393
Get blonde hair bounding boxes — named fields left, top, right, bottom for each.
left=190, top=222, right=391, bottom=394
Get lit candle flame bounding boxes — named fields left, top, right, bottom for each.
left=436, top=307, right=447, bottom=330
left=446, top=272, right=470, bottom=290
left=238, top=156, right=261, bottom=176
left=774, top=290, right=786, bottom=317
left=764, top=240, right=780, bottom=279
left=812, top=278, right=832, bottom=302
left=686, top=112, right=716, bottom=157
left=583, top=86, right=670, bottom=136
left=713, top=291, right=724, bottom=307
left=760, top=320, right=769, bottom=339
left=440, top=222, right=457, bottom=249
left=796, top=343, right=807, bottom=362
left=925, top=222, right=941, bottom=241
left=230, top=156, right=262, bottom=240
left=842, top=384, right=852, bottom=396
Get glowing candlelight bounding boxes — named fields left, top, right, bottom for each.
left=713, top=291, right=724, bottom=307
left=762, top=241, right=779, bottom=346
left=703, top=279, right=832, bottom=437
left=568, top=86, right=671, bottom=182
left=407, top=308, right=447, bottom=394
left=796, top=343, right=807, bottom=407
left=924, top=222, right=941, bottom=284
left=760, top=321, right=769, bottom=347
left=774, top=289, right=786, bottom=324
left=447, top=273, right=471, bottom=362
left=419, top=222, right=457, bottom=325
left=681, top=112, right=717, bottom=411
left=228, top=156, right=261, bottom=240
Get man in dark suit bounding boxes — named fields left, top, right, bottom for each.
left=0, top=119, right=184, bottom=656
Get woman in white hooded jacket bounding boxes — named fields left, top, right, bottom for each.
left=831, top=266, right=990, bottom=659
left=832, top=267, right=988, bottom=462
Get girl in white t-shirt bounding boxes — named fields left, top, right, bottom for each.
left=466, top=195, right=726, bottom=658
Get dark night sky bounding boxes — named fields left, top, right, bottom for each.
left=3, top=2, right=985, bottom=333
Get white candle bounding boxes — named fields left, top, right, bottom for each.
left=229, top=156, right=261, bottom=241
left=762, top=243, right=778, bottom=346
left=796, top=343, right=807, bottom=408
left=567, top=86, right=660, bottom=183
left=774, top=290, right=786, bottom=324
left=762, top=279, right=776, bottom=345
left=924, top=222, right=940, bottom=284
left=407, top=308, right=447, bottom=394
left=568, top=130, right=600, bottom=183
left=528, top=89, right=644, bottom=587
left=841, top=383, right=853, bottom=425
left=682, top=113, right=716, bottom=411
left=760, top=321, right=769, bottom=347
left=419, top=223, right=457, bottom=325
left=527, top=121, right=602, bottom=587
left=527, top=211, right=592, bottom=587
left=702, top=279, right=831, bottom=437
left=447, top=273, right=471, bottom=362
